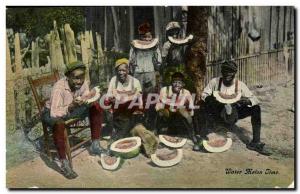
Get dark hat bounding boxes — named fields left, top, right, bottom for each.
left=171, top=72, right=185, bottom=81
left=65, top=61, right=86, bottom=75
left=138, top=22, right=151, bottom=35
left=221, top=60, right=238, bottom=73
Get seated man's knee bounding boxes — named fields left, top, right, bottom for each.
left=53, top=119, right=65, bottom=128
left=252, top=104, right=260, bottom=110
left=252, top=105, right=261, bottom=113
left=90, top=102, right=103, bottom=112
left=178, top=109, right=193, bottom=124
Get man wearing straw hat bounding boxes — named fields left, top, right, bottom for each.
left=199, top=60, right=271, bottom=156
left=104, top=58, right=158, bottom=157
left=42, top=61, right=104, bottom=179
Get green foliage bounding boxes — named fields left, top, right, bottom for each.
left=6, top=7, right=85, bottom=39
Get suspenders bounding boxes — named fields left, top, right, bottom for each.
left=217, top=78, right=239, bottom=93
left=114, top=76, right=135, bottom=92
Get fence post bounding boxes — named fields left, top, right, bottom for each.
left=80, top=32, right=90, bottom=83
left=64, top=24, right=78, bottom=63
left=31, top=38, right=40, bottom=69
left=96, top=32, right=106, bottom=87
left=283, top=44, right=290, bottom=83
left=6, top=35, right=16, bottom=132
left=49, top=21, right=64, bottom=72
left=14, top=32, right=27, bottom=129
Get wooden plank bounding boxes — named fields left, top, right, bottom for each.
left=6, top=35, right=16, bottom=131
left=89, top=30, right=95, bottom=50
left=31, top=73, right=59, bottom=88
left=31, top=39, right=40, bottom=69
left=14, top=33, right=22, bottom=76
left=80, top=33, right=90, bottom=83
left=64, top=24, right=78, bottom=64
left=49, top=21, right=64, bottom=71
left=60, top=27, right=69, bottom=65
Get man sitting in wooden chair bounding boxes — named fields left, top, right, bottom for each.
left=41, top=61, right=104, bottom=179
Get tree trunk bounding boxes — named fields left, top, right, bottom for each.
left=111, top=7, right=121, bottom=52
left=129, top=6, right=135, bottom=41
left=186, top=6, right=209, bottom=102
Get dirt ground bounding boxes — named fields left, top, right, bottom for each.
left=6, top=81, right=295, bottom=189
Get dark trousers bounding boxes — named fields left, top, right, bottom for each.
left=42, top=102, right=103, bottom=159
left=197, top=99, right=261, bottom=143
left=157, top=109, right=197, bottom=143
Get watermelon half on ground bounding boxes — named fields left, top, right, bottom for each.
left=100, top=153, right=123, bottom=171
left=110, top=136, right=142, bottom=159
left=159, top=135, right=187, bottom=148
left=202, top=133, right=232, bottom=153
left=151, top=147, right=183, bottom=167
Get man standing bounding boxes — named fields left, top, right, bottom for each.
left=156, top=72, right=201, bottom=151
left=42, top=61, right=104, bottom=179
left=200, top=61, right=271, bottom=156
left=104, top=58, right=158, bottom=157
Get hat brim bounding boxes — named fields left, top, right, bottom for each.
left=64, top=64, right=86, bottom=75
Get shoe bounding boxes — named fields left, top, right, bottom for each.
left=89, top=140, right=105, bottom=156
left=193, top=144, right=201, bottom=151
left=61, top=159, right=78, bottom=179
left=246, top=141, right=272, bottom=156
left=192, top=135, right=202, bottom=152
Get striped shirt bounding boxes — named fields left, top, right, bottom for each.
left=45, top=77, right=90, bottom=118
left=156, top=86, right=195, bottom=116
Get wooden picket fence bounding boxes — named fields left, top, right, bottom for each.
left=6, top=21, right=121, bottom=132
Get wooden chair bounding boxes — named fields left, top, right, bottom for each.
left=27, top=70, right=91, bottom=168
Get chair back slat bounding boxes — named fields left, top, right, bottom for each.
left=31, top=72, right=59, bottom=88
left=27, top=70, right=60, bottom=114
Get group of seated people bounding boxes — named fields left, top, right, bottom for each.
left=42, top=58, right=271, bottom=179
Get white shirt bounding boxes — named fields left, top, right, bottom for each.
left=106, top=75, right=142, bottom=104
left=201, top=77, right=259, bottom=106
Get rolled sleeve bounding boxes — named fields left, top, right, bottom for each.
left=240, top=81, right=260, bottom=106
left=50, top=89, right=69, bottom=118
left=201, top=78, right=218, bottom=101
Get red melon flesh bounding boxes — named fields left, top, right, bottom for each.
left=136, top=40, right=153, bottom=45
left=103, top=155, right=118, bottom=165
left=162, top=135, right=183, bottom=143
left=81, top=89, right=96, bottom=101
left=207, top=138, right=227, bottom=147
left=218, top=92, right=238, bottom=99
left=156, top=148, right=178, bottom=161
left=115, top=140, right=137, bottom=149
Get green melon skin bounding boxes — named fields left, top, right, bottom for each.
left=111, top=147, right=140, bottom=159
